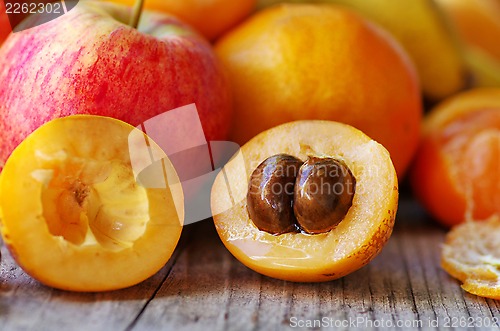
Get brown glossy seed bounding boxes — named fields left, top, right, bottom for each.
left=293, top=157, right=356, bottom=234
left=247, top=154, right=303, bottom=235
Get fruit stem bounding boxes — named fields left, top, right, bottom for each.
left=129, top=0, right=145, bottom=29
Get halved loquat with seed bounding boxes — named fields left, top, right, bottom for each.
left=0, top=115, right=184, bottom=292
left=211, top=121, right=398, bottom=282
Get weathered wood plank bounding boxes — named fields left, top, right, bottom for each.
left=131, top=204, right=500, bottom=331
left=0, top=232, right=190, bottom=331
left=0, top=200, right=499, bottom=331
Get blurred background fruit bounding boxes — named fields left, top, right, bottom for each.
left=108, top=0, right=256, bottom=41
left=215, top=4, right=422, bottom=177
left=436, top=0, right=500, bottom=89
left=436, top=0, right=500, bottom=63
left=0, top=0, right=11, bottom=45
left=462, top=47, right=500, bottom=88
left=411, top=88, right=500, bottom=227
left=256, top=0, right=469, bottom=102
left=0, top=1, right=232, bottom=170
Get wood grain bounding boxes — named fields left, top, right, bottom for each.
left=1, top=199, right=499, bottom=331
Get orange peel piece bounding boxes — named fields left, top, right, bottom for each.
left=441, top=216, right=500, bottom=299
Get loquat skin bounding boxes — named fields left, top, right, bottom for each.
left=215, top=3, right=422, bottom=178
left=211, top=121, right=398, bottom=282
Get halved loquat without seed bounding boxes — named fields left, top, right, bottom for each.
left=0, top=115, right=184, bottom=292
left=211, top=121, right=398, bottom=282
left=441, top=216, right=500, bottom=299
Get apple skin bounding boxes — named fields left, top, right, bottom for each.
left=0, top=1, right=232, bottom=169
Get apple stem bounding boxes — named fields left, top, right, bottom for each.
left=129, top=0, right=145, bottom=29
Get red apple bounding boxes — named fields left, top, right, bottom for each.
left=0, top=1, right=232, bottom=170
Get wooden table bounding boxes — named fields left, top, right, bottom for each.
left=1, top=197, right=499, bottom=331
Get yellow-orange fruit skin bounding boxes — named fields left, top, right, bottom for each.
left=215, top=3, right=422, bottom=178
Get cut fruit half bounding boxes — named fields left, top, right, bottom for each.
left=441, top=216, right=500, bottom=299
left=211, top=120, right=398, bottom=282
left=0, top=115, right=184, bottom=292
